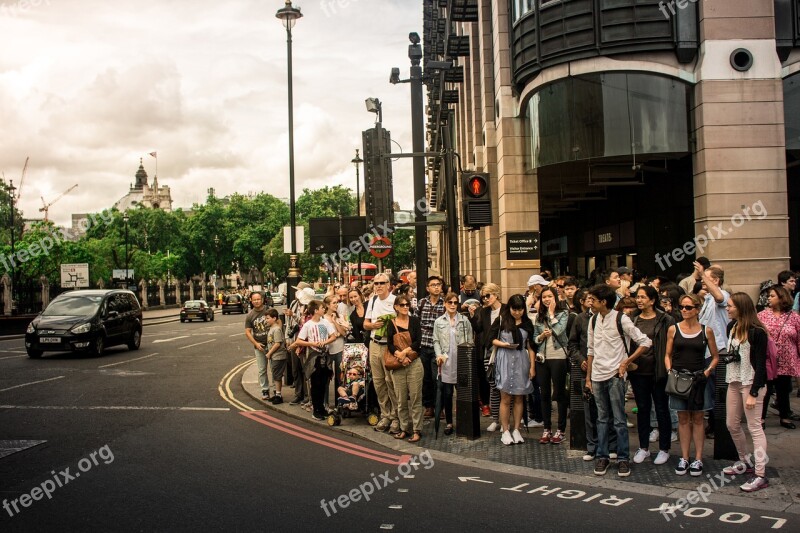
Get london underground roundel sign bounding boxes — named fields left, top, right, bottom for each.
left=369, top=236, right=392, bottom=259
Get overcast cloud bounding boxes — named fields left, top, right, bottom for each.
left=0, top=0, right=420, bottom=226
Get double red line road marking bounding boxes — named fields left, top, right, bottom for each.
left=241, top=411, right=412, bottom=466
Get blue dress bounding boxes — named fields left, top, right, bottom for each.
left=495, top=329, right=533, bottom=395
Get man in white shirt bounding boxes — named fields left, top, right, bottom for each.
left=586, top=285, right=652, bottom=478
left=363, top=273, right=399, bottom=433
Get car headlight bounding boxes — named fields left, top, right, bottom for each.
left=71, top=322, right=92, bottom=334
left=26, top=323, right=35, bottom=334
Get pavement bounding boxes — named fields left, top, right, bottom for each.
left=242, top=362, right=800, bottom=515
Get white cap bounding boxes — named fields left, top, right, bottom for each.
left=296, top=287, right=316, bottom=305
left=527, top=274, right=549, bottom=287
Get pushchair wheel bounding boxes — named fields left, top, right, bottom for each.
left=367, top=413, right=380, bottom=426
left=327, top=414, right=341, bottom=427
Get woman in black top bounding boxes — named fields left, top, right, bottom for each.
left=386, top=294, right=423, bottom=442
left=665, top=293, right=719, bottom=477
left=348, top=288, right=367, bottom=344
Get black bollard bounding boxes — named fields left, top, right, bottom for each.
left=569, top=359, right=587, bottom=450
left=713, top=363, right=739, bottom=460
left=456, top=341, right=480, bottom=439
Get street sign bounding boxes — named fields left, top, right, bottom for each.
left=506, top=232, right=540, bottom=261
left=112, top=269, right=134, bottom=280
left=283, top=226, right=305, bottom=254
left=60, top=263, right=89, bottom=288
left=369, top=236, right=392, bottom=259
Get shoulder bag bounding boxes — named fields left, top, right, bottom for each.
left=665, top=368, right=700, bottom=399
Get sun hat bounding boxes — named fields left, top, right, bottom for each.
left=296, top=287, right=316, bottom=305
left=527, top=274, right=549, bottom=287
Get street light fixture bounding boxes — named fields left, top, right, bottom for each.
left=351, top=149, right=364, bottom=285
left=214, top=234, right=220, bottom=289
left=276, top=0, right=303, bottom=305
left=8, top=180, right=16, bottom=311
left=123, top=213, right=129, bottom=287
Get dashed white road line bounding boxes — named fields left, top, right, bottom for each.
left=0, top=355, right=27, bottom=361
left=178, top=339, right=216, bottom=350
left=0, top=376, right=65, bottom=393
left=98, top=352, right=160, bottom=368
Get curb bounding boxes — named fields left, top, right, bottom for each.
left=239, top=363, right=800, bottom=515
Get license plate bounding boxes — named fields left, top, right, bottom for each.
left=40, top=337, right=60, bottom=344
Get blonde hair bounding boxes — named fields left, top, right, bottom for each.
left=481, top=282, right=501, bottom=299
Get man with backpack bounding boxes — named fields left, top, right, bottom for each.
left=585, top=285, right=652, bottom=478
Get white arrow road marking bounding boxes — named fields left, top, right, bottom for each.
left=152, top=336, right=190, bottom=344
left=458, top=476, right=493, bottom=484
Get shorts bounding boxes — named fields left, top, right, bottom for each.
left=270, top=358, right=287, bottom=382
left=668, top=377, right=715, bottom=412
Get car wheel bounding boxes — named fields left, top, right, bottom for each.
left=127, top=328, right=141, bottom=351
left=27, top=348, right=43, bottom=359
left=89, top=335, right=105, bottom=357
left=210, top=314, right=214, bottom=322
left=180, top=318, right=186, bottom=323
left=202, top=315, right=208, bottom=322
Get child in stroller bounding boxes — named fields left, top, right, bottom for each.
left=336, top=364, right=365, bottom=411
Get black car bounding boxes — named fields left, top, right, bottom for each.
left=180, top=300, right=215, bottom=322
left=25, top=289, right=142, bottom=358
left=221, top=294, right=245, bottom=314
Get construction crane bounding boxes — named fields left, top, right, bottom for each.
left=40, top=184, right=78, bottom=221
left=15, top=156, right=28, bottom=201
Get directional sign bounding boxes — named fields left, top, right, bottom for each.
left=505, top=231, right=540, bottom=261
left=369, top=236, right=392, bottom=259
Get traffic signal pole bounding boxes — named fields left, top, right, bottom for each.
left=442, top=115, right=460, bottom=292
left=410, top=41, right=428, bottom=298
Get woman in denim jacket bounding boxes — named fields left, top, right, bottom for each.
left=433, top=292, right=474, bottom=435
left=532, top=287, right=570, bottom=444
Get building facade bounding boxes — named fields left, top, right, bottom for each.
left=114, top=159, right=174, bottom=213
left=424, top=0, right=797, bottom=296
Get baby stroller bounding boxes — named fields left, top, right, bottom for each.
left=327, top=342, right=379, bottom=426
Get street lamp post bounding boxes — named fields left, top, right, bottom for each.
left=123, top=213, right=129, bottom=288
left=276, top=0, right=303, bottom=305
left=409, top=34, right=428, bottom=302
left=214, top=235, right=220, bottom=286
left=8, top=180, right=16, bottom=312
left=351, top=149, right=364, bottom=285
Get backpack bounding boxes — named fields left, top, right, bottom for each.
left=756, top=280, right=774, bottom=312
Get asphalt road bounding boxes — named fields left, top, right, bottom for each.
left=0, top=312, right=795, bottom=531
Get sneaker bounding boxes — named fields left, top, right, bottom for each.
left=633, top=448, right=651, bottom=464
left=649, top=429, right=659, bottom=443
left=289, top=396, right=305, bottom=405
left=583, top=452, right=595, bottom=461
left=676, top=458, right=689, bottom=475
left=654, top=450, right=670, bottom=465
left=512, top=429, right=524, bottom=444
left=486, top=421, right=500, bottom=432
left=618, top=460, right=631, bottom=477
left=374, top=418, right=390, bottom=432
left=594, top=458, right=610, bottom=475
left=501, top=430, right=514, bottom=446
left=626, top=420, right=634, bottom=428
left=311, top=412, right=326, bottom=421
left=689, top=460, right=703, bottom=477
left=550, top=430, right=564, bottom=444
left=526, top=419, right=544, bottom=428
left=670, top=431, right=678, bottom=442
left=609, top=452, right=618, bottom=460
left=740, top=476, right=769, bottom=492
left=723, top=461, right=755, bottom=476
left=481, top=405, right=491, bottom=417
left=271, top=395, right=283, bottom=405
left=539, top=430, right=552, bottom=444
left=261, top=390, right=270, bottom=400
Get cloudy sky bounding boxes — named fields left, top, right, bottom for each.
left=0, top=0, right=421, bottom=227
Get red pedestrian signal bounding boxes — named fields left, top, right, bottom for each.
left=461, top=173, right=492, bottom=228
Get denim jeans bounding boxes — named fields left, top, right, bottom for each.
left=592, top=376, right=630, bottom=461
left=420, top=346, right=436, bottom=409
left=583, top=394, right=618, bottom=455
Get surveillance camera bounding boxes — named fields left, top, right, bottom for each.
left=390, top=68, right=401, bottom=84
left=409, top=32, right=420, bottom=45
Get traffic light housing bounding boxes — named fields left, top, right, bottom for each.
left=461, top=172, right=492, bottom=228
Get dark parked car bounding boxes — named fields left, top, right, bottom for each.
left=221, top=294, right=245, bottom=314
left=180, top=300, right=215, bottom=322
left=25, top=289, right=142, bottom=358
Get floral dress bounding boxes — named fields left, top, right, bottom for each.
left=495, top=329, right=533, bottom=395
left=757, top=310, right=800, bottom=377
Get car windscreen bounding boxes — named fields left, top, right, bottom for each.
left=185, top=302, right=201, bottom=308
left=42, top=295, right=104, bottom=316
left=226, top=296, right=241, bottom=303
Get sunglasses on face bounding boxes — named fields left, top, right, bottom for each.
left=678, top=305, right=698, bottom=311
left=373, top=281, right=387, bottom=285
left=396, top=303, right=410, bottom=308
left=481, top=294, right=491, bottom=300
left=556, top=284, right=565, bottom=289
left=446, top=300, right=458, bottom=305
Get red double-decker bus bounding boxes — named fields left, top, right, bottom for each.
left=347, top=262, right=378, bottom=283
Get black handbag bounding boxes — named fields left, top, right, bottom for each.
left=665, top=369, right=699, bottom=399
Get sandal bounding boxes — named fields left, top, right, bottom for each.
left=394, top=431, right=409, bottom=440
left=408, top=431, right=422, bottom=443
left=443, top=424, right=454, bottom=436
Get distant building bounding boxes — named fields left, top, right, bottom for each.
left=114, top=159, right=173, bottom=212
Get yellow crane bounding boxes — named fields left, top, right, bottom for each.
left=40, top=183, right=78, bottom=221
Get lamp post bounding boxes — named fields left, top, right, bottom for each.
left=276, top=0, right=303, bottom=305
left=408, top=33, right=428, bottom=306
left=123, top=213, right=129, bottom=288
left=214, top=234, right=220, bottom=287
left=8, top=180, right=16, bottom=311
left=200, top=249, right=205, bottom=282
left=351, top=149, right=363, bottom=285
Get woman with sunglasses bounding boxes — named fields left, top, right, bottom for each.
left=532, top=287, right=569, bottom=444
left=433, top=292, right=474, bottom=435
left=491, top=294, right=536, bottom=445
left=725, top=293, right=770, bottom=492
left=348, top=288, right=367, bottom=344
left=469, top=283, right=506, bottom=430
left=664, top=294, right=719, bottom=476
left=386, top=294, right=423, bottom=442
left=293, top=300, right=339, bottom=421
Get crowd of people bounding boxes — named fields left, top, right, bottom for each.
left=243, top=262, right=800, bottom=492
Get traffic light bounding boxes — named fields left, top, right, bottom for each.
left=461, top=172, right=492, bottom=228
left=362, top=127, right=394, bottom=229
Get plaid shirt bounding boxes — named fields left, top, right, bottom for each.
left=418, top=296, right=445, bottom=348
